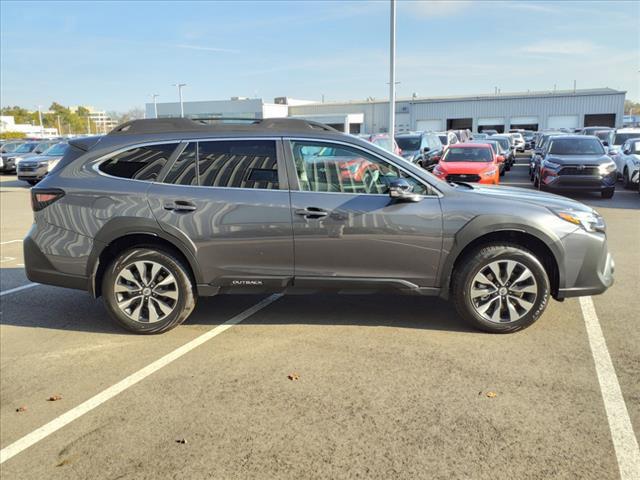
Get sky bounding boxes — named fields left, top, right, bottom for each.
left=1, top=0, right=638, bottom=112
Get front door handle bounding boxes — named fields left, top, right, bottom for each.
left=164, top=200, right=197, bottom=212
left=295, top=207, right=329, bottom=219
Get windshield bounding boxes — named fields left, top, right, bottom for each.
left=395, top=136, right=421, bottom=151
left=549, top=137, right=605, bottom=155
left=14, top=143, right=37, bottom=153
left=613, top=133, right=640, bottom=146
left=594, top=131, right=612, bottom=142
left=371, top=137, right=394, bottom=152
left=443, top=147, right=493, bottom=162
left=43, top=143, right=69, bottom=156
left=492, top=138, right=510, bottom=149
left=1, top=142, right=21, bottom=153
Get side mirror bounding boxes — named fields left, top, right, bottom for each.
left=388, top=179, right=421, bottom=202
left=422, top=146, right=430, bottom=153
left=602, top=141, right=609, bottom=147
left=432, top=155, right=441, bottom=162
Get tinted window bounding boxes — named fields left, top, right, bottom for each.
left=613, top=133, right=640, bottom=146
left=99, top=143, right=176, bottom=181
left=443, top=147, right=493, bottom=163
left=43, top=143, right=68, bottom=156
left=198, top=140, right=278, bottom=189
left=395, top=136, right=421, bottom=151
left=549, top=138, right=605, bottom=155
left=164, top=142, right=197, bottom=186
left=291, top=140, right=427, bottom=195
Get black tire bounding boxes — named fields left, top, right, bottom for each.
left=601, top=188, right=615, bottom=199
left=102, top=247, right=196, bottom=334
left=622, top=169, right=631, bottom=189
left=451, top=243, right=550, bottom=333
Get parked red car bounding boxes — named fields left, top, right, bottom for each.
left=432, top=144, right=500, bottom=184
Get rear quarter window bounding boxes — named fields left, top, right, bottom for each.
left=99, top=143, right=177, bottom=181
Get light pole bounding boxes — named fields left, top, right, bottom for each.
left=37, top=105, right=44, bottom=137
left=388, top=0, right=396, bottom=137
left=56, top=115, right=62, bottom=136
left=151, top=94, right=159, bottom=118
left=173, top=83, right=186, bottom=117
left=86, top=116, right=91, bottom=134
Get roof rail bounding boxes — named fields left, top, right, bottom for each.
left=108, top=117, right=338, bottom=135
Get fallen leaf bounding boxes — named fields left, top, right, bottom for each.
left=287, top=373, right=300, bottom=381
left=56, top=459, right=71, bottom=467
left=16, top=406, right=27, bottom=412
left=486, top=391, right=497, bottom=398
left=48, top=394, right=63, bottom=402
left=175, top=438, right=187, bottom=444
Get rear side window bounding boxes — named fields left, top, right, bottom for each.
left=198, top=140, right=278, bottom=189
left=99, top=143, right=177, bottom=181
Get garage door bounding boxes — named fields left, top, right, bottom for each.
left=416, top=119, right=442, bottom=131
left=511, top=116, right=538, bottom=125
left=547, top=115, right=579, bottom=129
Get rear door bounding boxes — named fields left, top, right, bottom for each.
left=284, top=138, right=443, bottom=290
left=147, top=138, right=294, bottom=290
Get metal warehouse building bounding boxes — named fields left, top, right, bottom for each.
left=146, top=88, right=625, bottom=134
left=288, top=88, right=626, bottom=134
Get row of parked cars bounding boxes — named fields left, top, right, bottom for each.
left=528, top=127, right=640, bottom=198
left=0, top=139, right=70, bottom=185
left=358, top=129, right=526, bottom=186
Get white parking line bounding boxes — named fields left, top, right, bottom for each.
left=580, top=296, right=640, bottom=480
left=0, top=283, right=39, bottom=297
left=0, top=240, right=22, bottom=245
left=0, top=293, right=282, bottom=464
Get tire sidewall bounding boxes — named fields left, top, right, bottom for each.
left=455, top=245, right=550, bottom=333
left=102, top=248, right=195, bottom=334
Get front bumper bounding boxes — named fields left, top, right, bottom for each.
left=17, top=163, right=48, bottom=181
left=556, top=228, right=614, bottom=299
left=541, top=168, right=616, bottom=191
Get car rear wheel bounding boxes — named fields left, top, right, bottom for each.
left=452, top=244, right=550, bottom=333
left=601, top=188, right=615, bottom=199
left=102, top=248, right=196, bottom=334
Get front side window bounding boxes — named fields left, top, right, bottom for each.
left=99, top=143, right=177, bottom=181
left=198, top=140, right=278, bottom=189
left=290, top=140, right=428, bottom=195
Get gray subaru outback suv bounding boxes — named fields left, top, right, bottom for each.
left=24, top=118, right=614, bottom=334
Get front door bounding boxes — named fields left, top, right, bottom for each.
left=285, top=139, right=443, bottom=290
left=147, top=138, right=294, bottom=289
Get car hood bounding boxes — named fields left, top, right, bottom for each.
left=439, top=161, right=494, bottom=173
left=464, top=184, right=593, bottom=212
left=19, top=154, right=62, bottom=164
left=546, top=154, right=610, bottom=165
left=2, top=152, right=38, bottom=160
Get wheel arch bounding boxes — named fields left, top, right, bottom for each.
left=439, top=220, right=563, bottom=300
left=88, top=218, right=202, bottom=298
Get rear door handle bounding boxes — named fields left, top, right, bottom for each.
left=164, top=200, right=197, bottom=212
left=295, top=207, right=329, bottom=219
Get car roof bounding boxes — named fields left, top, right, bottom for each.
left=448, top=142, right=491, bottom=148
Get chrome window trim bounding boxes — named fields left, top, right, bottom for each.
left=286, top=136, right=443, bottom=198
left=92, top=137, right=285, bottom=192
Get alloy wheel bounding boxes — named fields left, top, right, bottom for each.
left=469, top=260, right=538, bottom=324
left=114, top=260, right=179, bottom=323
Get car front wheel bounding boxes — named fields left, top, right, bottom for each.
left=452, top=244, right=550, bottom=333
left=102, top=247, right=196, bottom=334
left=601, top=188, right=615, bottom=199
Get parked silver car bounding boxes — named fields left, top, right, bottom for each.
left=17, top=142, right=69, bottom=185
left=0, top=141, right=53, bottom=173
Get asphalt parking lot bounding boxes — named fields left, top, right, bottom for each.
left=1, top=155, right=638, bottom=479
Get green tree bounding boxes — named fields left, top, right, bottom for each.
left=624, top=99, right=640, bottom=115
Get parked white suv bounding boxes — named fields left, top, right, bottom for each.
left=613, top=138, right=640, bottom=189
left=509, top=132, right=526, bottom=152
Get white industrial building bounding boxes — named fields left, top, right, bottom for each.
left=145, top=88, right=625, bottom=134
left=0, top=116, right=58, bottom=138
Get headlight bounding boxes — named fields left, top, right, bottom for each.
left=433, top=165, right=443, bottom=175
left=598, top=161, right=616, bottom=175
left=13, top=156, right=23, bottom=164
left=543, top=159, right=560, bottom=169
left=552, top=208, right=605, bottom=233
